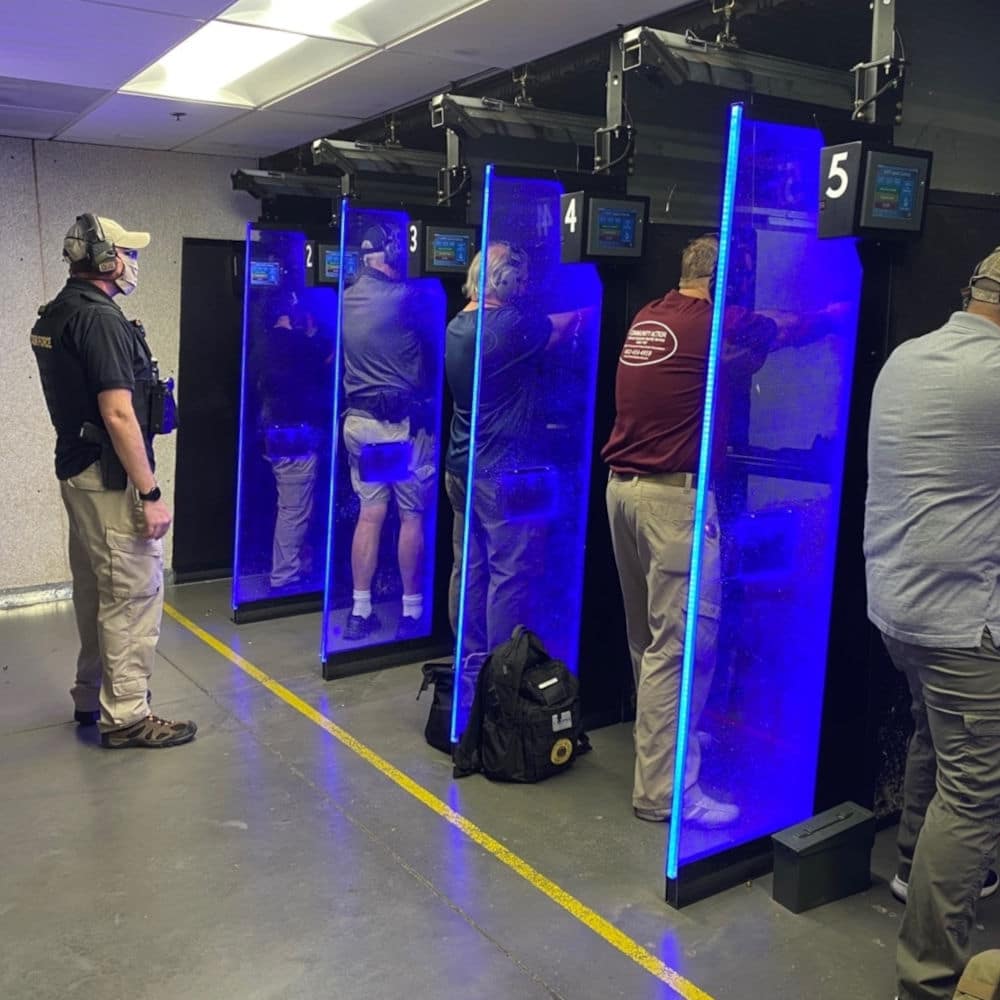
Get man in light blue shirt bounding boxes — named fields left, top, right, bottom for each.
left=865, top=247, right=1000, bottom=1000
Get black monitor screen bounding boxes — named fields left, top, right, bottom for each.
left=319, top=247, right=359, bottom=284
left=425, top=227, right=474, bottom=273
left=249, top=260, right=281, bottom=287
left=322, top=247, right=339, bottom=280
left=860, top=150, right=930, bottom=232
left=870, top=163, right=919, bottom=220
left=585, top=198, right=646, bottom=257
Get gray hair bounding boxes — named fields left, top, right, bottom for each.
left=679, top=235, right=719, bottom=286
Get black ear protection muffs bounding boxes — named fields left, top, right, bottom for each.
left=488, top=244, right=529, bottom=303
left=382, top=224, right=402, bottom=270
left=78, top=213, right=118, bottom=274
left=365, top=222, right=402, bottom=270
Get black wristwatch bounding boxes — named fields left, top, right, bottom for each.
left=138, top=485, right=161, bottom=502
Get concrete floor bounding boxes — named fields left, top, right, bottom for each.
left=2, top=579, right=998, bottom=1000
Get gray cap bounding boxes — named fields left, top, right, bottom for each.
left=63, top=215, right=150, bottom=263
left=969, top=246, right=1000, bottom=305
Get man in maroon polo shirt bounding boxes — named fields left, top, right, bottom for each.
left=603, top=233, right=773, bottom=826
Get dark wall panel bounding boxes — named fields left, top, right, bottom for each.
left=173, top=238, right=244, bottom=580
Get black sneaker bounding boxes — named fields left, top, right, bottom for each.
left=343, top=612, right=381, bottom=641
left=395, top=615, right=424, bottom=640
left=101, top=714, right=197, bottom=749
left=75, top=689, right=151, bottom=726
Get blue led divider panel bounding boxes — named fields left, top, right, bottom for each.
left=667, top=108, right=863, bottom=880
left=233, top=226, right=338, bottom=615
left=449, top=168, right=603, bottom=739
left=320, top=205, right=446, bottom=661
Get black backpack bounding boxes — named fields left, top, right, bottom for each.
left=453, top=627, right=589, bottom=782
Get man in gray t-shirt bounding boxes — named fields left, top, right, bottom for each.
left=340, top=224, right=436, bottom=642
left=865, top=248, right=1000, bottom=1000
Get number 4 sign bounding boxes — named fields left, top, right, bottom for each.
left=560, top=191, right=585, bottom=263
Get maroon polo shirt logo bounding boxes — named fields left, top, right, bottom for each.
left=620, top=321, right=679, bottom=367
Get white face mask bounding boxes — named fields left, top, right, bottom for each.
left=115, top=254, right=139, bottom=296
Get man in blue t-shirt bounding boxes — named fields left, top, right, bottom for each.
left=445, top=242, right=581, bottom=661
left=253, top=299, right=331, bottom=591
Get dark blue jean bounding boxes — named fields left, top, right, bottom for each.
left=445, top=471, right=546, bottom=665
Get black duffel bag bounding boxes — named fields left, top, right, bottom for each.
left=417, top=660, right=455, bottom=755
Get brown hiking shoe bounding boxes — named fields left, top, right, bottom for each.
left=101, top=714, right=197, bottom=749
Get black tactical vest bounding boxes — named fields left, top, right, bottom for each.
left=31, top=280, right=155, bottom=480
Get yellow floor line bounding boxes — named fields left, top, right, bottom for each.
left=164, top=602, right=714, bottom=1000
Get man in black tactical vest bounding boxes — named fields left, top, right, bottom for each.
left=30, top=214, right=196, bottom=749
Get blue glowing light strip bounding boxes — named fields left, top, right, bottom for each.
left=319, top=199, right=351, bottom=662
left=231, top=222, right=255, bottom=612
left=666, top=102, right=744, bottom=881
left=449, top=164, right=494, bottom=744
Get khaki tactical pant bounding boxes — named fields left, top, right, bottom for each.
left=883, top=631, right=1000, bottom=1000
left=606, top=472, right=722, bottom=819
left=61, top=462, right=162, bottom=732
left=267, top=453, right=317, bottom=588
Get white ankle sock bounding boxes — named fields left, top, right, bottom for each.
left=402, top=594, right=423, bottom=620
left=352, top=590, right=372, bottom=618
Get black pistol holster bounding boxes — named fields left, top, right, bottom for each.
left=80, top=421, right=127, bottom=490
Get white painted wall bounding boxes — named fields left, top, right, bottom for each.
left=0, top=137, right=254, bottom=594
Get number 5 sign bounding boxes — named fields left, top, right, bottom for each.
left=818, top=141, right=863, bottom=239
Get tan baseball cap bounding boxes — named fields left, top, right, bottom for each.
left=969, top=246, right=1000, bottom=305
left=63, top=215, right=151, bottom=263
left=953, top=947, right=1000, bottom=999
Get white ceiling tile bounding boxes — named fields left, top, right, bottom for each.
left=397, top=0, right=690, bottom=66
left=176, top=108, right=362, bottom=156
left=0, top=77, right=108, bottom=114
left=0, top=107, right=83, bottom=140
left=78, top=0, right=232, bottom=16
left=270, top=49, right=497, bottom=119
left=0, top=1, right=203, bottom=91
left=58, top=94, right=246, bottom=149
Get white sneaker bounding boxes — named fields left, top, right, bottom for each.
left=890, top=868, right=999, bottom=904
left=889, top=874, right=908, bottom=903
left=681, top=784, right=740, bottom=828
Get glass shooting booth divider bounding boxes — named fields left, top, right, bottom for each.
left=233, top=226, right=338, bottom=622
left=665, top=106, right=863, bottom=905
left=450, top=167, right=603, bottom=740
left=321, top=204, right=447, bottom=673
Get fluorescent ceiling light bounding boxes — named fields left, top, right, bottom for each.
left=122, top=21, right=305, bottom=106
left=220, top=0, right=373, bottom=39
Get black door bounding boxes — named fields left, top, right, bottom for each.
left=172, top=238, right=244, bottom=581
